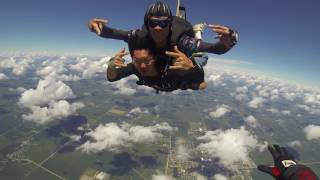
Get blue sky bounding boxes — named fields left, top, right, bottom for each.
left=1, top=0, right=320, bottom=87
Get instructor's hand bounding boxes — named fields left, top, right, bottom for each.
left=88, top=18, right=108, bottom=35
left=208, top=24, right=238, bottom=48
left=166, top=46, right=194, bottom=71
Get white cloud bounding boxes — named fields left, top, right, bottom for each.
left=213, top=174, right=227, bottom=180
left=176, top=144, right=190, bottom=162
left=126, top=107, right=150, bottom=117
left=248, top=97, right=265, bottom=109
left=16, top=87, right=27, bottom=93
left=0, top=56, right=34, bottom=75
left=206, top=73, right=225, bottom=86
left=281, top=110, right=291, bottom=116
left=137, top=85, right=155, bottom=94
left=78, top=122, right=176, bottom=153
left=36, top=56, right=81, bottom=81
left=267, top=108, right=279, bottom=114
left=304, top=93, right=320, bottom=105
left=19, top=76, right=75, bottom=107
left=151, top=174, right=173, bottom=180
left=304, top=125, right=320, bottom=140
left=0, top=73, right=8, bottom=80
left=70, top=56, right=109, bottom=79
left=108, top=76, right=137, bottom=95
left=209, top=104, right=231, bottom=118
left=70, top=135, right=82, bottom=142
left=288, top=140, right=302, bottom=148
left=22, top=100, right=84, bottom=124
left=296, top=104, right=320, bottom=115
left=230, top=86, right=249, bottom=101
left=244, top=115, right=258, bottom=128
left=197, top=127, right=259, bottom=171
left=192, top=173, right=207, bottom=180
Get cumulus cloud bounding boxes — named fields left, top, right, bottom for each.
left=296, top=104, right=320, bottom=115
left=18, top=76, right=83, bottom=124
left=213, top=174, right=227, bottom=180
left=304, top=125, right=320, bottom=140
left=126, top=107, right=150, bottom=117
left=151, top=174, right=173, bottom=180
left=0, top=73, right=8, bottom=80
left=197, top=127, right=259, bottom=171
left=248, top=97, right=265, bottom=109
left=70, top=135, right=82, bottom=142
left=22, top=100, right=84, bottom=124
left=78, top=122, right=176, bottom=153
left=288, top=140, right=302, bottom=148
left=36, top=56, right=81, bottom=81
left=281, top=110, right=291, bottom=116
left=19, top=76, right=75, bottom=107
left=191, top=173, right=207, bottom=180
left=244, top=115, right=258, bottom=128
left=230, top=86, right=249, bottom=101
left=136, top=85, right=155, bottom=94
left=0, top=56, right=34, bottom=75
left=16, top=87, right=27, bottom=93
left=108, top=76, right=137, bottom=95
left=304, top=93, right=320, bottom=106
left=206, top=73, right=225, bottom=86
left=267, top=108, right=279, bottom=114
left=209, top=104, right=231, bottom=118
left=70, top=56, right=109, bottom=79
left=176, top=144, right=191, bottom=162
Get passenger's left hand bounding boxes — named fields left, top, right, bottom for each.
left=208, top=24, right=238, bottom=48
left=166, top=46, right=194, bottom=71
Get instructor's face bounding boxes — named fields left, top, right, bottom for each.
left=148, top=16, right=170, bottom=42
left=132, top=49, right=156, bottom=76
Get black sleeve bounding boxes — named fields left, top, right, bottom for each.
left=186, top=58, right=205, bottom=84
left=178, top=34, right=232, bottom=55
left=198, top=41, right=232, bottom=55
left=283, top=164, right=319, bottom=180
left=100, top=25, right=132, bottom=43
left=107, top=63, right=135, bottom=82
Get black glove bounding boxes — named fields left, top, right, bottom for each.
left=258, top=144, right=319, bottom=180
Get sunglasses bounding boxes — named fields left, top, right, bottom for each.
left=133, top=58, right=155, bottom=66
left=148, top=19, right=170, bottom=28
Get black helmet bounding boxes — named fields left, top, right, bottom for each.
left=144, top=1, right=172, bottom=27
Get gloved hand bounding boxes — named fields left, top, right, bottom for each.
left=259, top=144, right=319, bottom=180
left=258, top=144, right=297, bottom=180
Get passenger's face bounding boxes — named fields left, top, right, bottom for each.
left=148, top=16, right=170, bottom=43
left=132, top=49, right=156, bottom=76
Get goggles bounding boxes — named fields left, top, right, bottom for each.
left=148, top=18, right=170, bottom=28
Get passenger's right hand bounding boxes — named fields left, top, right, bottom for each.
left=108, top=48, right=129, bottom=68
left=88, top=18, right=108, bottom=35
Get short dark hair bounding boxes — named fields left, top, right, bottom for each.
left=128, top=35, right=155, bottom=56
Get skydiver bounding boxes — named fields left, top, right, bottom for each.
left=258, top=144, right=319, bottom=180
left=107, top=36, right=207, bottom=92
left=88, top=0, right=239, bottom=70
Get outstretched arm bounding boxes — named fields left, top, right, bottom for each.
left=88, top=18, right=133, bottom=42
left=178, top=25, right=239, bottom=55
